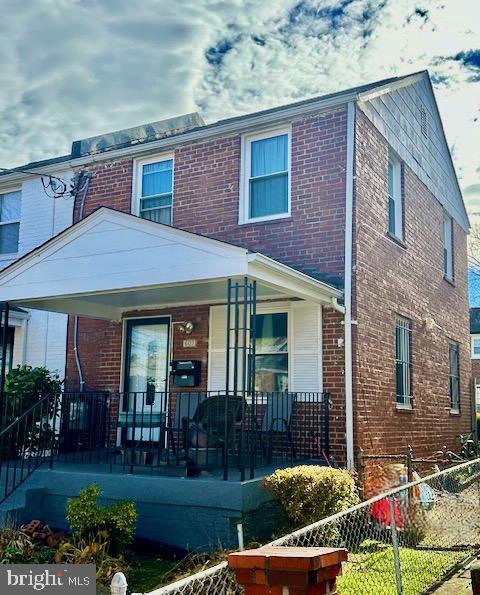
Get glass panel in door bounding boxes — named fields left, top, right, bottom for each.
left=124, top=318, right=170, bottom=441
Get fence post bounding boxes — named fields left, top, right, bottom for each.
left=406, top=445, right=413, bottom=483
left=471, top=560, right=480, bottom=594
left=388, top=495, right=403, bottom=595
left=110, top=572, right=127, bottom=595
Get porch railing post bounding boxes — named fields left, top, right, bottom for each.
left=224, top=279, right=232, bottom=481
left=323, top=391, right=331, bottom=461
left=0, top=302, right=10, bottom=424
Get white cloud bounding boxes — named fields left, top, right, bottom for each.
left=1, top=0, right=479, bottom=214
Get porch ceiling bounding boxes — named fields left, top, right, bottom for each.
left=0, top=208, right=342, bottom=320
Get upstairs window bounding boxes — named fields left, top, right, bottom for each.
left=240, top=129, right=290, bottom=223
left=134, top=156, right=173, bottom=225
left=387, top=153, right=403, bottom=241
left=449, top=341, right=460, bottom=412
left=395, top=316, right=412, bottom=407
left=0, top=190, right=21, bottom=254
left=443, top=213, right=454, bottom=281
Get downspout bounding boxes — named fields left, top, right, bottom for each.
left=344, top=101, right=356, bottom=469
left=72, top=171, right=92, bottom=391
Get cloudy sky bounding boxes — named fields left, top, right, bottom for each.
left=1, top=0, right=479, bottom=213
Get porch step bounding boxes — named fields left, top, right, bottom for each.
left=0, top=484, right=47, bottom=527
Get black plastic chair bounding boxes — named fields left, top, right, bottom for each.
left=260, top=392, right=297, bottom=463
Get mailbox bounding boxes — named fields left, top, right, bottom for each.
left=171, top=360, right=201, bottom=387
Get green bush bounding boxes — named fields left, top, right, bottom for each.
left=264, top=465, right=359, bottom=529
left=66, top=484, right=137, bottom=553
left=5, top=365, right=62, bottom=414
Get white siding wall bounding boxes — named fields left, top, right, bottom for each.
left=208, top=301, right=323, bottom=393
left=0, top=171, right=74, bottom=377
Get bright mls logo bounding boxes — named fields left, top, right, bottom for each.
left=0, top=565, right=95, bottom=594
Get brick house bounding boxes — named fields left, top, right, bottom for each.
left=0, top=70, right=471, bottom=497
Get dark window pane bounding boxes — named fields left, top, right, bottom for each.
left=255, top=313, right=287, bottom=353
left=250, top=173, right=288, bottom=218
left=0, top=223, right=19, bottom=254
left=140, top=207, right=172, bottom=226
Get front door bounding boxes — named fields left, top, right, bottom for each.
left=123, top=317, right=170, bottom=440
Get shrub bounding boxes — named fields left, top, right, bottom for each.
left=5, top=365, right=62, bottom=415
left=66, top=484, right=137, bottom=553
left=264, top=465, right=359, bottom=529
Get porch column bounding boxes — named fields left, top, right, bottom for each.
left=0, top=301, right=10, bottom=422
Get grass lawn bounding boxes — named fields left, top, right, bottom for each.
left=337, top=540, right=468, bottom=595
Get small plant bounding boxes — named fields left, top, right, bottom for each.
left=0, top=523, right=36, bottom=564
left=54, top=536, right=127, bottom=584
left=264, top=465, right=359, bottom=529
left=5, top=365, right=62, bottom=414
left=66, top=484, right=137, bottom=554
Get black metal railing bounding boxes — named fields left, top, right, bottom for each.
left=0, top=392, right=59, bottom=503
left=0, top=390, right=331, bottom=493
left=54, top=390, right=331, bottom=480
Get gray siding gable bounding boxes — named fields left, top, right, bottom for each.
left=358, top=71, right=469, bottom=231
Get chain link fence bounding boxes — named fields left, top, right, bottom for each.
left=135, top=458, right=480, bottom=595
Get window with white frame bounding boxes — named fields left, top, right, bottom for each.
left=0, top=191, right=21, bottom=254
left=134, top=156, right=173, bottom=225
left=387, top=153, right=403, bottom=240
left=254, top=312, right=288, bottom=392
left=449, top=340, right=460, bottom=412
left=472, top=336, right=480, bottom=359
left=240, top=129, right=290, bottom=223
left=443, top=213, right=454, bottom=281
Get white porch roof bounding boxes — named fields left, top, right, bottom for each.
left=0, top=208, right=342, bottom=320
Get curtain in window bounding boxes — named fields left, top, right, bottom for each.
left=142, top=160, right=173, bottom=197
left=140, top=160, right=173, bottom=225
left=250, top=134, right=288, bottom=218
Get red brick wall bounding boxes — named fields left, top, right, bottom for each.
left=75, top=108, right=347, bottom=283
left=353, top=106, right=471, bottom=458
left=66, top=305, right=210, bottom=392
left=67, top=108, right=349, bottom=462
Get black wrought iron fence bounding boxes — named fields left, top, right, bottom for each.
left=54, top=390, right=330, bottom=480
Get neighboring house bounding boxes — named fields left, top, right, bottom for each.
left=0, top=164, right=74, bottom=376
left=470, top=307, right=480, bottom=412
left=0, top=70, right=472, bottom=549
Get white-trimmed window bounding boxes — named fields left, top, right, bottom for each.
left=240, top=128, right=291, bottom=223
left=133, top=155, right=174, bottom=225
left=395, top=316, right=412, bottom=407
left=387, top=153, right=403, bottom=240
left=472, top=336, right=480, bottom=359
left=0, top=190, right=21, bottom=254
left=443, top=213, right=454, bottom=281
left=449, top=340, right=460, bottom=412
left=255, top=312, right=288, bottom=392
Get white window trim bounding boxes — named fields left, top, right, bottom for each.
left=388, top=152, right=403, bottom=241
left=0, top=188, right=21, bottom=257
left=471, top=335, right=480, bottom=359
left=443, top=212, right=454, bottom=281
left=239, top=126, right=292, bottom=225
left=131, top=153, right=175, bottom=225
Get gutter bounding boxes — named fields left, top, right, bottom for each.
left=344, top=102, right=356, bottom=469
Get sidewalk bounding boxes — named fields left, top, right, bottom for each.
left=431, top=563, right=473, bottom=594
